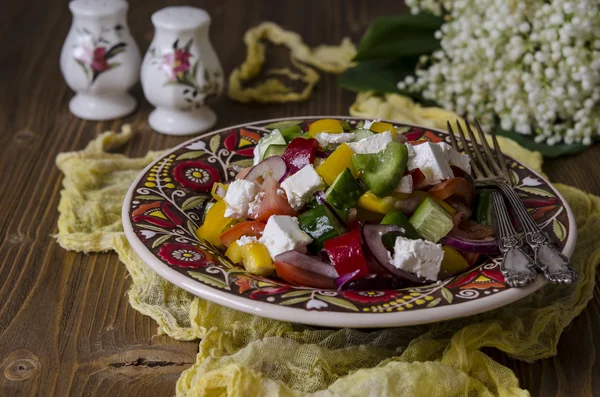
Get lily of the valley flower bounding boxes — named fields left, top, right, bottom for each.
left=402, top=0, right=600, bottom=146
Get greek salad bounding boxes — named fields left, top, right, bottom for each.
left=197, top=119, right=497, bottom=291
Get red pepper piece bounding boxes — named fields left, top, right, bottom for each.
left=409, top=168, right=426, bottom=189
left=323, top=228, right=369, bottom=281
left=281, top=137, right=319, bottom=175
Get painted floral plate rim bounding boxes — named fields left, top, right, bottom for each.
left=122, top=116, right=576, bottom=328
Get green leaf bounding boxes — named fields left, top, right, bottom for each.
left=135, top=195, right=165, bottom=201
left=191, top=60, right=199, bottom=80
left=263, top=120, right=303, bottom=130
left=495, top=126, right=589, bottom=158
left=210, top=135, right=221, bottom=153
left=184, top=38, right=193, bottom=52
left=553, top=219, right=567, bottom=242
left=152, top=234, right=172, bottom=248
left=517, top=186, right=555, bottom=198
left=188, top=271, right=229, bottom=289
left=317, top=295, right=359, bottom=311
left=135, top=224, right=170, bottom=234
left=280, top=297, right=311, bottom=306
left=181, top=196, right=208, bottom=211
left=427, top=297, right=441, bottom=308
left=338, top=58, right=418, bottom=93
left=441, top=288, right=453, bottom=304
left=75, top=59, right=90, bottom=79
left=176, top=151, right=207, bottom=160
left=108, top=62, right=121, bottom=69
left=230, top=159, right=254, bottom=168
left=187, top=220, right=199, bottom=237
left=354, top=13, right=443, bottom=61
left=281, top=290, right=313, bottom=299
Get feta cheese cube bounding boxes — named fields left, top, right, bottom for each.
left=259, top=215, right=313, bottom=257
left=390, top=236, right=444, bottom=281
left=437, top=142, right=472, bottom=174
left=315, top=132, right=356, bottom=147
left=362, top=119, right=378, bottom=130
left=406, top=142, right=454, bottom=186
left=223, top=179, right=261, bottom=218
left=237, top=235, right=259, bottom=246
left=394, top=174, right=413, bottom=194
left=281, top=165, right=325, bottom=210
left=347, top=131, right=393, bottom=154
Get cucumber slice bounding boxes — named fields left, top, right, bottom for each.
left=279, top=125, right=303, bottom=142
left=256, top=129, right=286, bottom=161
left=324, top=168, right=363, bottom=220
left=350, top=129, right=374, bottom=141
left=350, top=142, right=408, bottom=197
left=298, top=205, right=346, bottom=253
left=409, top=197, right=454, bottom=242
left=264, top=144, right=286, bottom=158
left=476, top=190, right=493, bottom=225
left=381, top=210, right=421, bottom=239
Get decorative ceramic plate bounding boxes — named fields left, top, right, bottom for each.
left=122, top=117, right=576, bottom=328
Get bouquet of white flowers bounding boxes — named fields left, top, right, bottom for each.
left=339, top=0, right=600, bottom=156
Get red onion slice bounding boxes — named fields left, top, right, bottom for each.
left=314, top=191, right=326, bottom=205
left=440, top=235, right=499, bottom=254
left=335, top=270, right=360, bottom=291
left=245, top=156, right=289, bottom=183
left=362, top=225, right=426, bottom=283
left=274, top=250, right=339, bottom=278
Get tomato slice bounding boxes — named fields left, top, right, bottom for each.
left=219, top=221, right=266, bottom=247
left=428, top=177, right=476, bottom=207
left=274, top=261, right=336, bottom=289
left=409, top=168, right=427, bottom=189
left=253, top=175, right=296, bottom=222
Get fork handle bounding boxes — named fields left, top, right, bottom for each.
left=490, top=190, right=537, bottom=287
left=494, top=182, right=577, bottom=284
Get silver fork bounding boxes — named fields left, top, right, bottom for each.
left=446, top=119, right=577, bottom=286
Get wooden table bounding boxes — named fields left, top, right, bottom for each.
left=1, top=0, right=599, bottom=395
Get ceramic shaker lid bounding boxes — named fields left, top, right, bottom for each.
left=69, top=0, right=128, bottom=17
left=151, top=6, right=211, bottom=30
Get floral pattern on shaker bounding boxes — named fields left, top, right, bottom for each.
left=73, top=25, right=127, bottom=86
left=149, top=38, right=223, bottom=110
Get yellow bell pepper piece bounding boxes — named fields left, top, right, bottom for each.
left=308, top=118, right=343, bottom=137
left=316, top=143, right=357, bottom=185
left=225, top=241, right=274, bottom=276
left=441, top=246, right=469, bottom=275
left=436, top=199, right=456, bottom=215
left=197, top=200, right=234, bottom=249
left=369, top=121, right=397, bottom=140
left=211, top=182, right=228, bottom=200
left=358, top=191, right=396, bottom=214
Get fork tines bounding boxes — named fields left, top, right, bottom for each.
left=446, top=118, right=510, bottom=185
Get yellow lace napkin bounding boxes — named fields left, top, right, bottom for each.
left=56, top=98, right=600, bottom=396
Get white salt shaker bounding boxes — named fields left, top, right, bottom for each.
left=60, top=0, right=141, bottom=120
left=141, top=6, right=224, bottom=136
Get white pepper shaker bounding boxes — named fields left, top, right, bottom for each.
left=141, top=6, right=224, bottom=136
left=60, top=0, right=141, bottom=120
